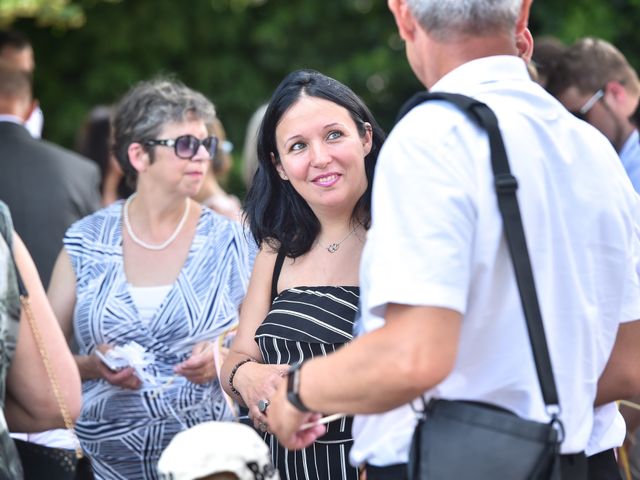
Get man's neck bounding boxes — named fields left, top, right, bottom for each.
left=420, top=32, right=517, bottom=89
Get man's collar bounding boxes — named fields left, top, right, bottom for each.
left=0, top=114, right=24, bottom=125
left=431, top=55, right=531, bottom=94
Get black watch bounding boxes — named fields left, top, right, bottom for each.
left=286, top=363, right=311, bottom=412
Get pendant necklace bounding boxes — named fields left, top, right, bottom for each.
left=123, top=193, right=190, bottom=251
left=325, top=225, right=358, bottom=253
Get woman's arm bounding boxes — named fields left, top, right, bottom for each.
left=221, top=247, right=289, bottom=426
left=48, top=248, right=141, bottom=389
left=4, top=234, right=81, bottom=432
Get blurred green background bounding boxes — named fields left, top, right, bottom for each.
left=2, top=0, right=639, bottom=198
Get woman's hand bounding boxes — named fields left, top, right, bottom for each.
left=233, top=361, right=289, bottom=432
left=174, top=341, right=224, bottom=385
left=94, top=344, right=141, bottom=390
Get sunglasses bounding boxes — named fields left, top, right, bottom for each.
left=143, top=135, right=219, bottom=160
left=571, top=88, right=604, bottom=121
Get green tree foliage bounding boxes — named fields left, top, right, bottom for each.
left=12, top=0, right=422, bottom=195
left=4, top=0, right=639, bottom=196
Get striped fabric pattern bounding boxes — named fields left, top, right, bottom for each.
left=256, top=286, right=360, bottom=480
left=65, top=202, right=252, bottom=480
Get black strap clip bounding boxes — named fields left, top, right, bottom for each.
left=495, top=173, right=518, bottom=194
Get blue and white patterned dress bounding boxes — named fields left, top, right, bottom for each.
left=64, top=202, right=252, bottom=480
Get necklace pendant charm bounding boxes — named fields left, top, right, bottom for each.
left=327, top=243, right=340, bottom=253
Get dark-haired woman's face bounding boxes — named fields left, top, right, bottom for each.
left=274, top=96, right=372, bottom=217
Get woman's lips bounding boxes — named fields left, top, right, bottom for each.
left=312, top=173, right=340, bottom=187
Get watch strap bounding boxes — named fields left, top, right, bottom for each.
left=287, top=363, right=311, bottom=412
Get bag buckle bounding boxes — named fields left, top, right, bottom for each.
left=495, top=173, right=518, bottom=194
left=546, top=405, right=565, bottom=443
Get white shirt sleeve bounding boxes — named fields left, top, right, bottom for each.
left=364, top=108, right=479, bottom=318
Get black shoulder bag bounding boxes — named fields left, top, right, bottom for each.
left=398, top=92, right=565, bottom=479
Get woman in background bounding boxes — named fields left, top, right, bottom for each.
left=75, top=105, right=133, bottom=206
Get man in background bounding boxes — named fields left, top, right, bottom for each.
left=547, top=37, right=640, bottom=192
left=0, top=61, right=100, bottom=287
left=0, top=29, right=43, bottom=138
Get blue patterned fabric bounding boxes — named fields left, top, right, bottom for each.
left=65, top=202, right=252, bottom=479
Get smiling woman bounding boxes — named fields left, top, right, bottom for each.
left=46, top=77, right=254, bottom=479
left=221, top=69, right=386, bottom=480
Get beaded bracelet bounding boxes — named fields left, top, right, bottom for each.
left=228, top=357, right=255, bottom=397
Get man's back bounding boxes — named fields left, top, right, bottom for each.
left=358, top=55, right=639, bottom=455
left=0, top=121, right=100, bottom=286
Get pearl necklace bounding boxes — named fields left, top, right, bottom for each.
left=123, top=193, right=190, bottom=251
left=325, top=225, right=358, bottom=253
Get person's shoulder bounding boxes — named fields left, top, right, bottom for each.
left=200, top=206, right=247, bottom=242
left=0, top=201, right=13, bottom=246
left=35, top=140, right=99, bottom=176
left=392, top=99, right=473, bottom=143
left=0, top=200, right=10, bottom=223
left=66, top=202, right=120, bottom=240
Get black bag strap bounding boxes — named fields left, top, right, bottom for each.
left=397, top=91, right=560, bottom=409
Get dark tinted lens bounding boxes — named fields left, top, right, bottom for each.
left=202, top=136, right=218, bottom=157
left=175, top=135, right=198, bottom=158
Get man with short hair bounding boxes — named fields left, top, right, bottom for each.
left=0, top=29, right=42, bottom=137
left=266, top=1, right=640, bottom=479
left=0, top=30, right=34, bottom=72
left=0, top=61, right=100, bottom=287
left=547, top=37, right=640, bottom=192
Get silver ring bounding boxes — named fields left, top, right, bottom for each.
left=258, top=399, right=270, bottom=413
left=258, top=421, right=268, bottom=432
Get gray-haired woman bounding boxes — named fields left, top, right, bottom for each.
left=47, top=77, right=253, bottom=479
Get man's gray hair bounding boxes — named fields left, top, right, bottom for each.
left=112, top=76, right=216, bottom=186
left=406, top=0, right=523, bottom=41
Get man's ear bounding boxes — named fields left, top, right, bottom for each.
left=128, top=142, right=150, bottom=173
left=515, top=0, right=533, bottom=37
left=271, top=152, right=288, bottom=181
left=516, top=28, right=534, bottom=63
left=606, top=80, right=637, bottom=116
left=606, top=81, right=627, bottom=102
left=388, top=0, right=418, bottom=42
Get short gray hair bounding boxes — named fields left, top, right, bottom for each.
left=112, top=76, right=216, bottom=187
left=406, top=0, right=523, bottom=41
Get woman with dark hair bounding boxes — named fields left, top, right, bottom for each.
left=48, top=77, right=253, bottom=478
left=75, top=105, right=133, bottom=206
left=222, top=69, right=385, bottom=480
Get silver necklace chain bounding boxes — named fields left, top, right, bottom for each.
left=325, top=225, right=358, bottom=253
left=123, top=193, right=190, bottom=251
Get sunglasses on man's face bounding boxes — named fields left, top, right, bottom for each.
left=570, top=88, right=605, bottom=121
left=143, top=135, right=219, bottom=160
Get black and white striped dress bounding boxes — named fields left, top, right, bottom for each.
left=255, top=251, right=360, bottom=480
